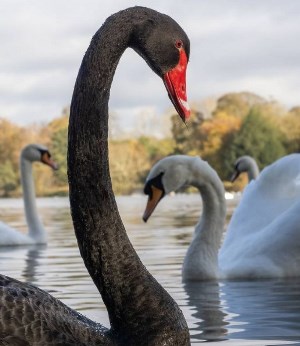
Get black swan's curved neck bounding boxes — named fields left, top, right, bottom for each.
left=68, top=7, right=189, bottom=344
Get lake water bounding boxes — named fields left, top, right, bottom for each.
left=0, top=194, right=299, bottom=346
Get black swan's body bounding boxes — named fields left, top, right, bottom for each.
left=0, top=7, right=191, bottom=345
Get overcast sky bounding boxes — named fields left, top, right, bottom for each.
left=1, top=0, right=299, bottom=125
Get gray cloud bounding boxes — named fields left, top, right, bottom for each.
left=0, top=0, right=299, bottom=125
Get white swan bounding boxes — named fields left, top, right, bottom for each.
left=221, top=153, right=300, bottom=278
left=143, top=154, right=300, bottom=280
left=231, top=155, right=259, bottom=182
left=0, top=144, right=58, bottom=246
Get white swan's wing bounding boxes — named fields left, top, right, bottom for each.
left=0, top=222, right=34, bottom=246
left=220, top=199, right=300, bottom=278
left=222, top=154, right=300, bottom=249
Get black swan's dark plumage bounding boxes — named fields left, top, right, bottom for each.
left=0, top=7, right=191, bottom=345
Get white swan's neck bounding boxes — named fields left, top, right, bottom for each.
left=247, top=161, right=259, bottom=181
left=183, top=158, right=226, bottom=281
left=20, top=157, right=45, bottom=242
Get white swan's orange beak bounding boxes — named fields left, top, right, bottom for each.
left=41, top=152, right=59, bottom=170
left=143, top=186, right=164, bottom=222
left=163, top=48, right=190, bottom=123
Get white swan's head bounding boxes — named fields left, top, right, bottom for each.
left=21, top=144, right=58, bottom=170
left=143, top=155, right=210, bottom=222
left=231, top=155, right=258, bottom=182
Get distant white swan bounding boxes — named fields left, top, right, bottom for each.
left=0, top=144, right=58, bottom=246
left=231, top=155, right=259, bottom=182
left=143, top=154, right=300, bottom=280
left=221, top=153, right=300, bottom=278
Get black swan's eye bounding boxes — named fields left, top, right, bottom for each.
left=175, top=40, right=183, bottom=49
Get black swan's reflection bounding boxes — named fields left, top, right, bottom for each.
left=184, top=280, right=228, bottom=341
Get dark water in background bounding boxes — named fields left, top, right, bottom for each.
left=0, top=195, right=299, bottom=346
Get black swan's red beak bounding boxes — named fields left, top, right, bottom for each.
left=163, top=49, right=190, bottom=123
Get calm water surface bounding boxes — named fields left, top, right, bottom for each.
left=0, top=194, right=299, bottom=346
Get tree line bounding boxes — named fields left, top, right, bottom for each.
left=0, top=92, right=299, bottom=197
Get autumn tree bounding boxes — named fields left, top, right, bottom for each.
left=0, top=91, right=298, bottom=197
left=213, top=92, right=266, bottom=118
left=279, top=107, right=300, bottom=153
left=0, top=118, right=24, bottom=167
left=220, top=108, right=286, bottom=180
left=171, top=110, right=205, bottom=155
left=47, top=108, right=69, bottom=190
left=0, top=119, right=24, bottom=196
left=138, top=136, right=175, bottom=163
left=109, top=139, right=150, bottom=194
left=0, top=161, right=18, bottom=197
left=199, top=111, right=242, bottom=172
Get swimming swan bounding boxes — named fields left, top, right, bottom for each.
left=143, top=154, right=300, bottom=280
left=0, top=7, right=191, bottom=345
left=0, top=143, right=58, bottom=246
left=231, top=155, right=259, bottom=183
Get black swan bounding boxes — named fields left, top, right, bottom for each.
left=0, top=7, right=191, bottom=345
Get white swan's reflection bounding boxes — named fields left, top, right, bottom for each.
left=184, top=281, right=228, bottom=342
left=184, top=279, right=300, bottom=343
left=22, top=246, right=45, bottom=282
left=0, top=245, right=45, bottom=284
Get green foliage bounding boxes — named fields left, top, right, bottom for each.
left=0, top=161, right=18, bottom=197
left=220, top=108, right=287, bottom=180
left=279, top=108, right=300, bottom=154
left=171, top=110, right=205, bottom=155
left=48, top=110, right=69, bottom=188
left=138, top=136, right=174, bottom=161
left=51, top=127, right=68, bottom=186
left=213, top=92, right=266, bottom=118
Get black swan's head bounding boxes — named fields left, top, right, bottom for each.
left=129, top=7, right=191, bottom=122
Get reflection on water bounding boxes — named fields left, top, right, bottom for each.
left=0, top=195, right=299, bottom=345
left=185, top=279, right=300, bottom=344
left=185, top=281, right=228, bottom=341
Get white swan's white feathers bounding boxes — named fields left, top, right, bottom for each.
left=0, top=221, right=37, bottom=245
left=220, top=153, right=300, bottom=278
